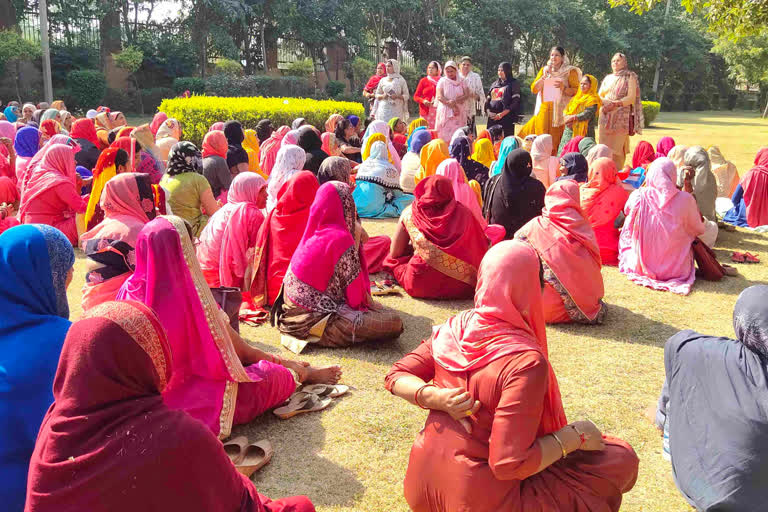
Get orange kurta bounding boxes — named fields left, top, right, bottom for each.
left=385, top=339, right=639, bottom=512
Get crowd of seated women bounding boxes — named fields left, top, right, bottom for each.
left=0, top=92, right=766, bottom=512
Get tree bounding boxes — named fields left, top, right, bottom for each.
left=0, top=29, right=42, bottom=101
left=713, top=33, right=768, bottom=116
left=113, top=46, right=144, bottom=113
left=609, top=0, right=768, bottom=39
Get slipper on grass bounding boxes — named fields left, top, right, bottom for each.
left=744, top=252, right=760, bottom=263
left=235, top=440, right=273, bottom=477
left=274, top=392, right=332, bottom=419
left=301, top=383, right=350, bottom=399
left=732, top=252, right=746, bottom=263
left=223, top=435, right=249, bottom=465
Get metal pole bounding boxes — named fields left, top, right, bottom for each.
left=39, top=0, right=53, bottom=103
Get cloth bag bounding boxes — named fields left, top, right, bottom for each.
left=692, top=237, right=725, bottom=281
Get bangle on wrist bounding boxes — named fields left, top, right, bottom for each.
left=551, top=431, right=568, bottom=459
left=414, top=383, right=436, bottom=410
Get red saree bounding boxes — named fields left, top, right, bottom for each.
left=250, top=171, right=319, bottom=306
left=516, top=180, right=606, bottom=324
left=579, top=157, right=629, bottom=265
left=25, top=300, right=314, bottom=512
left=384, top=175, right=488, bottom=299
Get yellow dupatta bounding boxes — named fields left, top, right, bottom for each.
left=471, top=138, right=494, bottom=169
left=414, top=139, right=449, bottom=186
left=243, top=129, right=266, bottom=178
left=361, top=133, right=393, bottom=163
left=407, top=118, right=428, bottom=137
left=84, top=164, right=116, bottom=227
left=564, top=74, right=602, bottom=137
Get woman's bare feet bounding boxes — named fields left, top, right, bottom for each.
left=304, top=365, right=343, bottom=385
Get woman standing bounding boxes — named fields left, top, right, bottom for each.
left=363, top=62, right=386, bottom=114
left=373, top=60, right=410, bottom=124
left=485, top=62, right=521, bottom=137
left=413, top=61, right=442, bottom=129
left=558, top=74, right=601, bottom=155
left=598, top=53, right=644, bottom=168
left=519, top=47, right=581, bottom=152
left=434, top=61, right=470, bottom=144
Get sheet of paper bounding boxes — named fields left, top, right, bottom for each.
left=542, top=78, right=561, bottom=103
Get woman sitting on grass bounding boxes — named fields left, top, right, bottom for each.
left=25, top=300, right=316, bottom=512
left=117, top=215, right=341, bottom=439
left=579, top=157, right=629, bottom=265
left=273, top=182, right=403, bottom=352
left=724, top=147, right=768, bottom=228
left=384, top=175, right=488, bottom=300
left=654, top=285, right=768, bottom=512
left=516, top=180, right=606, bottom=324
left=353, top=139, right=413, bottom=218
left=619, top=157, right=705, bottom=295
left=385, top=240, right=638, bottom=512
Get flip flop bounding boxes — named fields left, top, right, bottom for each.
left=301, top=383, right=350, bottom=399
left=744, top=252, right=760, bottom=263
left=731, top=252, right=746, bottom=263
left=235, top=440, right=273, bottom=477
left=274, top=392, right=332, bottom=419
left=222, top=435, right=249, bottom=465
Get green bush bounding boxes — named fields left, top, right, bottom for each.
left=67, top=70, right=107, bottom=110
left=351, top=56, right=375, bottom=89
left=215, top=58, right=243, bottom=76
left=399, top=65, right=419, bottom=97
left=642, top=101, right=661, bottom=127
left=205, top=74, right=313, bottom=98
left=285, top=58, right=315, bottom=79
left=325, top=80, right=346, bottom=98
left=159, top=96, right=365, bottom=146
left=173, top=77, right=206, bottom=95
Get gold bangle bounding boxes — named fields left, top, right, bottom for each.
left=551, top=432, right=568, bottom=459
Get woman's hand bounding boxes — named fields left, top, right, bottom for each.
left=422, top=386, right=481, bottom=433
left=571, top=420, right=605, bottom=451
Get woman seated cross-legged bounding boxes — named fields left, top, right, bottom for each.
left=385, top=240, right=639, bottom=512
left=384, top=175, right=489, bottom=300
left=117, top=215, right=341, bottom=439
left=619, top=157, right=705, bottom=296
left=654, top=285, right=768, bottom=511
left=25, top=300, right=316, bottom=512
left=272, top=181, right=404, bottom=353
left=353, top=138, right=413, bottom=218
left=516, top=180, right=607, bottom=325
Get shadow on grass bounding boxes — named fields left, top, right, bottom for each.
left=231, top=402, right=365, bottom=508
left=549, top=303, right=679, bottom=348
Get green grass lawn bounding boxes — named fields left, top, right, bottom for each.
left=67, top=110, right=768, bottom=511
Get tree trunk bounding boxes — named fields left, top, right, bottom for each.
left=134, top=75, right=143, bottom=115
left=99, top=9, right=122, bottom=71
left=0, top=0, right=16, bottom=30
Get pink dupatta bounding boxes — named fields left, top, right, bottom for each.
left=117, top=215, right=255, bottom=439
left=516, top=180, right=605, bottom=322
left=18, top=143, right=81, bottom=221
left=435, top=158, right=485, bottom=227
left=259, top=126, right=290, bottom=176
left=285, top=182, right=370, bottom=313
left=197, top=173, right=267, bottom=288
left=431, top=240, right=567, bottom=436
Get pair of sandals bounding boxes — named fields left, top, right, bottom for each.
left=731, top=251, right=760, bottom=264
left=224, top=437, right=273, bottom=477
left=273, top=383, right=349, bottom=420
left=371, top=279, right=401, bottom=296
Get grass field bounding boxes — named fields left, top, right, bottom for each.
left=69, top=111, right=768, bottom=511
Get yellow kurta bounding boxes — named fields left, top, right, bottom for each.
left=518, top=67, right=580, bottom=154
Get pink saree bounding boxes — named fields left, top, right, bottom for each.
left=618, top=158, right=706, bottom=295
left=516, top=180, right=605, bottom=324
left=117, top=215, right=295, bottom=438
left=197, top=173, right=267, bottom=288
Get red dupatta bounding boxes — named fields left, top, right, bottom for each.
left=407, top=175, right=488, bottom=285
left=431, top=240, right=567, bottom=436
left=632, top=140, right=655, bottom=168
left=25, top=300, right=267, bottom=512
left=250, top=171, right=319, bottom=306
left=743, top=151, right=768, bottom=228
left=364, top=63, right=386, bottom=93
left=516, top=180, right=604, bottom=322
left=579, top=157, right=628, bottom=227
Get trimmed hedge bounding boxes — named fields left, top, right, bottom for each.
left=205, top=74, right=313, bottom=98
left=67, top=69, right=107, bottom=110
left=159, top=96, right=366, bottom=146
left=642, top=101, right=661, bottom=127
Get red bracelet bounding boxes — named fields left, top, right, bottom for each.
left=414, top=383, right=435, bottom=410
left=571, top=424, right=586, bottom=447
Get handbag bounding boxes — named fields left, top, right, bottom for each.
left=692, top=238, right=725, bottom=281
left=628, top=104, right=636, bottom=136
left=210, top=286, right=243, bottom=333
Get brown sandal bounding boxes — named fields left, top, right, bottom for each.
left=235, top=440, right=273, bottom=477
left=274, top=392, right=332, bottom=419
left=222, top=435, right=249, bottom=465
